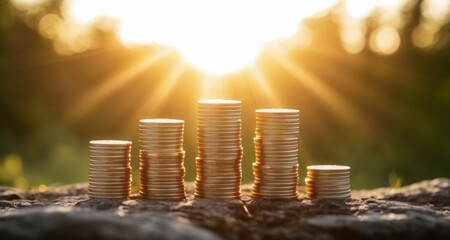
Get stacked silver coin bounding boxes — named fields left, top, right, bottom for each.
left=195, top=99, right=242, bottom=199
left=139, top=119, right=186, bottom=200
left=88, top=140, right=132, bottom=199
left=252, top=109, right=300, bottom=199
left=305, top=165, right=351, bottom=199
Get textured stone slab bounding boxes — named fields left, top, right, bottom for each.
left=1, top=179, right=449, bottom=239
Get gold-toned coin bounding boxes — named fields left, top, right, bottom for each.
left=88, top=188, right=130, bottom=194
left=307, top=165, right=350, bottom=171
left=88, top=187, right=130, bottom=192
left=195, top=99, right=242, bottom=199
left=251, top=192, right=297, bottom=199
left=196, top=174, right=242, bottom=180
left=307, top=175, right=350, bottom=180
left=87, top=181, right=130, bottom=187
left=140, top=190, right=184, bottom=194
left=139, top=174, right=184, bottom=179
left=88, top=163, right=130, bottom=169
left=140, top=194, right=185, bottom=199
left=196, top=157, right=242, bottom=163
left=140, top=164, right=185, bottom=171
left=138, top=118, right=186, bottom=200
left=140, top=150, right=185, bottom=157
left=255, top=160, right=299, bottom=166
left=140, top=181, right=184, bottom=187
left=195, top=167, right=241, bottom=174
left=140, top=186, right=185, bottom=191
left=253, top=179, right=298, bottom=185
left=140, top=156, right=184, bottom=162
left=305, top=178, right=350, bottom=184
left=198, top=148, right=242, bottom=153
left=195, top=181, right=241, bottom=187
left=88, top=159, right=130, bottom=165
left=140, top=118, right=184, bottom=124
left=89, top=152, right=130, bottom=158
left=305, top=165, right=351, bottom=199
left=252, top=108, right=300, bottom=199
left=140, top=158, right=184, bottom=164
left=195, top=161, right=241, bottom=168
left=90, top=140, right=131, bottom=146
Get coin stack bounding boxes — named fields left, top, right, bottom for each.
left=252, top=109, right=300, bottom=199
left=88, top=140, right=132, bottom=199
left=305, top=165, right=351, bottom=199
left=139, top=119, right=186, bottom=200
left=195, top=99, right=242, bottom=199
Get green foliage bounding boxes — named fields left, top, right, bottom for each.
left=1, top=0, right=449, bottom=189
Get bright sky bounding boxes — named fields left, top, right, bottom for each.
left=11, top=0, right=450, bottom=74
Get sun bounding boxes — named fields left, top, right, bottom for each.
left=174, top=37, right=263, bottom=76
left=113, top=1, right=303, bottom=75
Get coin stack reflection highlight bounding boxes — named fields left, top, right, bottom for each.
left=195, top=100, right=242, bottom=199
left=252, top=109, right=300, bottom=199
left=88, top=140, right=132, bottom=199
left=139, top=119, right=186, bottom=200
left=305, top=165, right=351, bottom=199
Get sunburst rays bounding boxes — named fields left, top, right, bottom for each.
left=247, top=63, right=282, bottom=107
left=66, top=47, right=174, bottom=123
left=118, top=59, right=188, bottom=136
left=267, top=48, right=372, bottom=138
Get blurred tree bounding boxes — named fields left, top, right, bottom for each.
left=0, top=0, right=449, bottom=189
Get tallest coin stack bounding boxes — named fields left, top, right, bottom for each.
left=195, top=100, right=242, bottom=199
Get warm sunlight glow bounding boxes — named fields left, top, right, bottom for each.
left=345, top=0, right=378, bottom=19
left=58, top=0, right=338, bottom=75
left=13, top=0, right=449, bottom=71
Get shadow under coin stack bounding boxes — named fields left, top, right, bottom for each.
left=195, top=99, right=242, bottom=199
left=139, top=119, right=186, bottom=200
left=252, top=109, right=300, bottom=199
left=88, top=140, right=132, bottom=199
left=305, top=165, right=351, bottom=199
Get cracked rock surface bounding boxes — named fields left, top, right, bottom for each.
left=1, top=178, right=449, bottom=240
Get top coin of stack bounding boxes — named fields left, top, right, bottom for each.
left=195, top=99, right=242, bottom=199
left=88, top=140, right=132, bottom=199
left=305, top=165, right=351, bottom=199
left=139, top=119, right=186, bottom=200
left=252, top=109, right=300, bottom=199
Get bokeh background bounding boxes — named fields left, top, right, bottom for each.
left=0, top=0, right=449, bottom=190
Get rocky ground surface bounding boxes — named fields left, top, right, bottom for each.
left=1, top=178, right=449, bottom=240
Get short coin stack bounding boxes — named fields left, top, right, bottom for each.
left=139, top=119, right=186, bottom=200
left=88, top=140, right=132, bottom=199
left=195, top=99, right=242, bottom=199
left=305, top=165, right=351, bottom=199
left=252, top=109, right=300, bottom=199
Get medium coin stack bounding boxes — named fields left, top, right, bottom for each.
left=88, top=140, right=132, bottom=199
left=252, top=109, right=300, bottom=199
left=305, top=165, right=351, bottom=199
left=139, top=119, right=186, bottom=200
left=195, top=99, right=242, bottom=199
